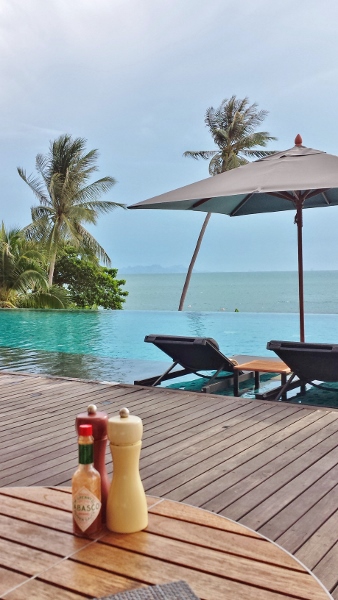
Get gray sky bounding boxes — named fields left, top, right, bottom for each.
left=1, top=0, right=338, bottom=272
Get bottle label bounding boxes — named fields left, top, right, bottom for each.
left=73, top=487, right=101, bottom=532
left=79, top=444, right=94, bottom=465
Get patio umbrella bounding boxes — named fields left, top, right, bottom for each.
left=129, top=135, right=338, bottom=342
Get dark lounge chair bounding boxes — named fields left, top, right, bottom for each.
left=134, top=334, right=264, bottom=394
left=267, top=340, right=338, bottom=401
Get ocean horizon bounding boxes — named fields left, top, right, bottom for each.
left=119, top=270, right=338, bottom=314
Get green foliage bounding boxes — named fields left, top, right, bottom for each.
left=0, top=223, right=44, bottom=294
left=18, top=134, right=125, bottom=285
left=184, top=95, right=277, bottom=175
left=0, top=221, right=67, bottom=308
left=17, top=285, right=70, bottom=309
left=53, top=247, right=128, bottom=309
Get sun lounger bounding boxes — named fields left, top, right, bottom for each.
left=134, top=334, right=270, bottom=394
left=267, top=340, right=338, bottom=401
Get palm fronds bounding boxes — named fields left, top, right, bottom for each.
left=0, top=223, right=53, bottom=307
left=184, top=95, right=277, bottom=175
left=18, top=134, right=124, bottom=284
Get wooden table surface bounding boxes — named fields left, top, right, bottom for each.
left=233, top=359, right=291, bottom=375
left=0, top=487, right=332, bottom=600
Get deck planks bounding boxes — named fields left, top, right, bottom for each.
left=1, top=371, right=338, bottom=596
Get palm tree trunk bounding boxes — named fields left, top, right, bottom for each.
left=178, top=212, right=211, bottom=311
left=48, top=252, right=56, bottom=286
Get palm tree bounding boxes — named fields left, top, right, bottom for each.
left=0, top=222, right=65, bottom=308
left=18, top=134, right=124, bottom=285
left=179, top=95, right=277, bottom=310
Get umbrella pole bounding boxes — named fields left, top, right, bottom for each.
left=296, top=199, right=305, bottom=342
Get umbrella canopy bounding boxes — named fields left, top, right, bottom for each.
left=129, top=136, right=338, bottom=341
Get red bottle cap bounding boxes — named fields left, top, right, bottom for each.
left=78, top=424, right=93, bottom=437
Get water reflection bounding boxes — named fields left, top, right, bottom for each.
left=186, top=312, right=207, bottom=338
left=0, top=309, right=104, bottom=355
left=1, top=310, right=338, bottom=379
left=0, top=346, right=168, bottom=384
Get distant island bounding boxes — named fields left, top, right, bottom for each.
left=118, top=266, right=307, bottom=274
left=119, top=264, right=190, bottom=274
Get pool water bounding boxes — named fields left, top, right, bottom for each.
left=0, top=309, right=338, bottom=384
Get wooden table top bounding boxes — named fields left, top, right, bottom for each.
left=0, top=487, right=332, bottom=600
left=233, top=358, right=291, bottom=374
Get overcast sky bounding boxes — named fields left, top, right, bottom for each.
left=1, top=0, right=338, bottom=272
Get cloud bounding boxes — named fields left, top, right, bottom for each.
left=2, top=0, right=338, bottom=271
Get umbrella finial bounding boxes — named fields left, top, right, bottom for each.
left=295, top=134, right=303, bottom=146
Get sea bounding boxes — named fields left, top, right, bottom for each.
left=120, top=271, right=338, bottom=314
left=1, top=270, right=338, bottom=385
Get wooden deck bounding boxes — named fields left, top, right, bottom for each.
left=1, top=371, right=338, bottom=598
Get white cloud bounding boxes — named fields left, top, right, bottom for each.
left=1, top=0, right=338, bottom=271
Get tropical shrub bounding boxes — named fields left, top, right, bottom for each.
left=53, top=247, right=128, bottom=309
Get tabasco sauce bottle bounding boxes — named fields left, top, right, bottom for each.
left=75, top=404, right=109, bottom=523
left=72, top=424, right=102, bottom=536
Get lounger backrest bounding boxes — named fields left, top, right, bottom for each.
left=267, top=340, right=338, bottom=382
left=145, top=334, right=235, bottom=372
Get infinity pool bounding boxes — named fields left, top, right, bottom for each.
left=0, top=309, right=337, bottom=383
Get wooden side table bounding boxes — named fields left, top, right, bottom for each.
left=233, top=358, right=291, bottom=399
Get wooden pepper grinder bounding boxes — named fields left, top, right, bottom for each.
left=106, top=407, right=148, bottom=533
left=76, top=404, right=110, bottom=522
